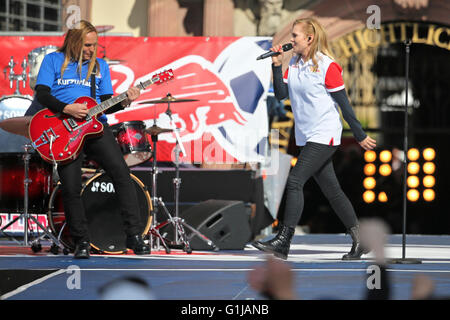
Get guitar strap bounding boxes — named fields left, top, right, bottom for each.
left=90, top=64, right=97, bottom=99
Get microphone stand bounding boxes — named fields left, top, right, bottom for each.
left=390, top=40, right=421, bottom=264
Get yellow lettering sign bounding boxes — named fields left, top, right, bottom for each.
left=332, top=22, right=449, bottom=60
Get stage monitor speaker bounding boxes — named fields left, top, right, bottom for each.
left=169, top=200, right=252, bottom=250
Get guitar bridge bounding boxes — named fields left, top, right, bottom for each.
left=32, top=128, right=59, bottom=149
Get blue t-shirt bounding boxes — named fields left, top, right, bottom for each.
left=36, top=51, right=113, bottom=123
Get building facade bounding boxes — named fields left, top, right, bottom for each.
left=1, top=0, right=449, bottom=234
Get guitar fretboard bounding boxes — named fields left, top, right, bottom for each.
left=87, top=77, right=156, bottom=117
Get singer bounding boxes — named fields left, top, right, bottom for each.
left=252, top=17, right=377, bottom=260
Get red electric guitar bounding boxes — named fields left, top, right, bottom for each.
left=29, top=69, right=174, bottom=164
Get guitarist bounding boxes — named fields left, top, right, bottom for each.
left=31, top=20, right=150, bottom=259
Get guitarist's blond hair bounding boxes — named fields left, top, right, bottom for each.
left=58, top=20, right=98, bottom=81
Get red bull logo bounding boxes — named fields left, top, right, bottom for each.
left=113, top=56, right=247, bottom=132
left=106, top=38, right=273, bottom=164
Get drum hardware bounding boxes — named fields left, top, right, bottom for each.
left=0, top=116, right=32, bottom=138
left=96, top=25, right=115, bottom=33
left=138, top=94, right=199, bottom=105
left=145, top=124, right=173, bottom=136
left=98, top=43, right=126, bottom=66
left=47, top=172, right=152, bottom=254
left=0, top=144, right=65, bottom=254
left=145, top=93, right=217, bottom=253
left=3, top=56, right=27, bottom=95
left=0, top=99, right=33, bottom=153
left=95, top=25, right=125, bottom=66
left=103, top=57, right=126, bottom=66
left=146, top=120, right=171, bottom=254
left=0, top=116, right=33, bottom=139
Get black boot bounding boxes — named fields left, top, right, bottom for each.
left=126, top=234, right=151, bottom=255
left=342, top=226, right=369, bottom=260
left=74, top=241, right=90, bottom=259
left=252, top=225, right=295, bottom=260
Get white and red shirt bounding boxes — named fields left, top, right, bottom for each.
left=284, top=52, right=345, bottom=146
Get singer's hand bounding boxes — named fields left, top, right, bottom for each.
left=271, top=44, right=284, bottom=66
left=359, top=136, right=377, bottom=150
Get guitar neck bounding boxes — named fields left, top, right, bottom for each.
left=87, top=78, right=153, bottom=117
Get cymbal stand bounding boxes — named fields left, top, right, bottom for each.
left=147, top=131, right=171, bottom=253
left=0, top=144, right=64, bottom=253
left=157, top=103, right=217, bottom=252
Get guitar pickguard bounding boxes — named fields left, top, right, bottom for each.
left=65, top=128, right=83, bottom=151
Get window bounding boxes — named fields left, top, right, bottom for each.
left=0, top=0, right=62, bottom=31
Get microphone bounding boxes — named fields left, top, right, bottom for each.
left=256, top=43, right=293, bottom=60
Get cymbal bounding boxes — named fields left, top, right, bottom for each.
left=96, top=25, right=114, bottom=33
left=103, top=57, right=126, bottom=65
left=0, top=116, right=32, bottom=138
left=138, top=96, right=199, bottom=104
left=145, top=125, right=173, bottom=136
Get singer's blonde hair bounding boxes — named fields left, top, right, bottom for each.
left=293, top=18, right=334, bottom=71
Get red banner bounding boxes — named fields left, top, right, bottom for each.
left=0, top=213, right=48, bottom=234
left=1, top=36, right=272, bottom=163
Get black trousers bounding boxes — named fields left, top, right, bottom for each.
left=283, top=142, right=358, bottom=230
left=57, top=125, right=142, bottom=244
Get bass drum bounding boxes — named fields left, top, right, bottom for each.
left=47, top=172, right=152, bottom=254
left=0, top=95, right=32, bottom=152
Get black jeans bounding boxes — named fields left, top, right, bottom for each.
left=57, top=125, right=142, bottom=244
left=283, top=142, right=358, bottom=229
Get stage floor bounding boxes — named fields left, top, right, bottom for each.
left=1, top=234, right=449, bottom=300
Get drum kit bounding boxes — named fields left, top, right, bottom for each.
left=0, top=48, right=216, bottom=254
left=0, top=92, right=217, bottom=254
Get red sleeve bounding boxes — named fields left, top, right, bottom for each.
left=325, top=62, right=345, bottom=92
left=283, top=68, right=289, bottom=83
